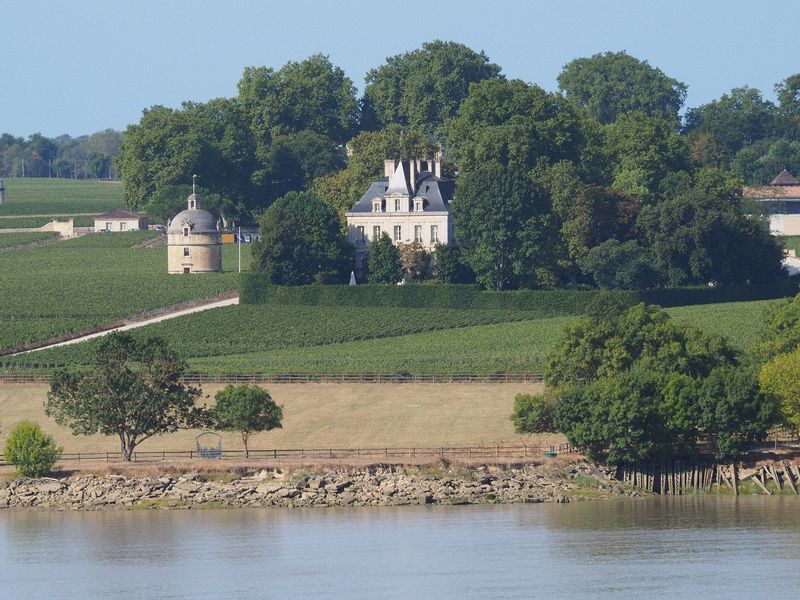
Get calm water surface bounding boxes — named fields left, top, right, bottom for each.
left=2, top=496, right=800, bottom=599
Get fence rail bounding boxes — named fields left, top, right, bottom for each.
left=0, top=372, right=545, bottom=385
left=0, top=443, right=574, bottom=466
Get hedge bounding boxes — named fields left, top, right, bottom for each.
left=240, top=275, right=799, bottom=315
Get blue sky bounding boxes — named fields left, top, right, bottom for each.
left=3, top=0, right=799, bottom=137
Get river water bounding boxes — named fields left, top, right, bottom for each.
left=2, top=496, right=800, bottom=599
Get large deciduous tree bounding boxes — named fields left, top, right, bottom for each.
left=45, top=334, right=203, bottom=461
left=213, top=385, right=283, bottom=458
left=453, top=162, right=557, bottom=290
left=557, top=51, right=687, bottom=125
left=251, top=191, right=353, bottom=285
left=362, top=40, right=502, bottom=134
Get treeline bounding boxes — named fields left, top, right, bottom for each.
left=117, top=42, right=799, bottom=289
left=0, top=130, right=123, bottom=179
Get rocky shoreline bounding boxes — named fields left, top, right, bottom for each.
left=0, top=462, right=630, bottom=510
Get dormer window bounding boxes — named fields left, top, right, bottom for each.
left=414, top=199, right=423, bottom=212
left=183, top=226, right=190, bottom=237
left=372, top=199, right=383, bottom=213
left=394, top=199, right=400, bottom=211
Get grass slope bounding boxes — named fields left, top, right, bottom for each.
left=0, top=178, right=124, bottom=216
left=0, top=233, right=251, bottom=350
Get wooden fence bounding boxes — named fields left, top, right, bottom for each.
left=0, top=443, right=573, bottom=466
left=0, top=372, right=545, bottom=385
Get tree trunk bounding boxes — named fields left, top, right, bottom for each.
left=120, top=435, right=133, bottom=461
left=243, top=433, right=249, bottom=459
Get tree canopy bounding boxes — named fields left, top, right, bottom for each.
left=557, top=51, right=687, bottom=125
left=213, top=385, right=283, bottom=458
left=251, top=191, right=353, bottom=285
left=46, top=333, right=202, bottom=461
left=363, top=40, right=502, bottom=134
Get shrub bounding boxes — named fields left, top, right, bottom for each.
left=4, top=421, right=61, bottom=477
left=510, top=392, right=557, bottom=433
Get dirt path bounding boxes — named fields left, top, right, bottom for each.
left=10, top=296, right=239, bottom=356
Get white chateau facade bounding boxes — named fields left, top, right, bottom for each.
left=345, top=156, right=454, bottom=272
left=743, top=169, right=800, bottom=235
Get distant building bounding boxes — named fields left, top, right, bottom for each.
left=167, top=192, right=222, bottom=274
left=94, top=209, right=149, bottom=232
left=743, top=169, right=800, bottom=235
left=345, top=155, right=454, bottom=273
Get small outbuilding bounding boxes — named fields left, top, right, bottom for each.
left=94, top=209, right=149, bottom=232
left=167, top=192, right=222, bottom=274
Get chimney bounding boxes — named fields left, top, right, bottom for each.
left=384, top=159, right=396, bottom=178
left=434, top=152, right=442, bottom=178
left=409, top=159, right=416, bottom=192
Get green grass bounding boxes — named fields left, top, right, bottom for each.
left=0, top=233, right=251, bottom=351
left=780, top=235, right=800, bottom=254
left=0, top=216, right=96, bottom=228
left=0, top=231, right=58, bottom=248
left=2, top=298, right=777, bottom=375
left=0, top=178, right=124, bottom=216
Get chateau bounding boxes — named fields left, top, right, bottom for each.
left=345, top=155, right=454, bottom=272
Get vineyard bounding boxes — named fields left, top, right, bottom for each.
left=0, top=178, right=124, bottom=216
left=0, top=231, right=58, bottom=248
left=0, top=232, right=250, bottom=351
left=0, top=216, right=96, bottom=228
left=1, top=298, right=778, bottom=375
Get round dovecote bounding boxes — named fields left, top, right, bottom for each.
left=167, top=193, right=222, bottom=274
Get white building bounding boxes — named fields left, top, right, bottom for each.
left=743, top=170, right=800, bottom=235
left=166, top=193, right=222, bottom=274
left=345, top=156, right=454, bottom=273
left=94, top=209, right=149, bottom=232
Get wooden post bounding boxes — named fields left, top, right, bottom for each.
left=731, top=463, right=738, bottom=496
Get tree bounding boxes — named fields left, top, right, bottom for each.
left=579, top=239, right=659, bottom=290
left=759, top=349, right=800, bottom=431
left=684, top=87, right=777, bottom=162
left=368, top=232, right=403, bottom=284
left=510, top=392, right=557, bottom=434
left=548, top=304, right=772, bottom=463
left=753, top=294, right=800, bottom=360
left=238, top=54, right=358, bottom=144
left=557, top=51, right=687, bottom=124
left=251, top=191, right=353, bottom=285
left=46, top=333, right=203, bottom=461
left=4, top=421, right=61, bottom=477
left=398, top=242, right=430, bottom=281
left=453, top=162, right=557, bottom=289
left=432, top=243, right=473, bottom=283
left=637, top=189, right=785, bottom=286
left=363, top=40, right=502, bottom=133
left=213, top=385, right=283, bottom=458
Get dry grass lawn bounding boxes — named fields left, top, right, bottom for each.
left=0, top=382, right=562, bottom=455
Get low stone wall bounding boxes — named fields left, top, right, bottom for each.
left=0, top=463, right=628, bottom=510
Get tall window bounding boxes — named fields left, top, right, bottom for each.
left=183, top=247, right=189, bottom=257
left=430, top=224, right=438, bottom=243
left=414, top=225, right=422, bottom=243
left=394, top=225, right=402, bottom=241
left=119, top=222, right=127, bottom=231
left=183, top=226, right=190, bottom=237
left=356, top=226, right=365, bottom=245
left=373, top=226, right=381, bottom=240
left=394, top=198, right=400, bottom=211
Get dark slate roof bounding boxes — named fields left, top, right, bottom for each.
left=771, top=169, right=800, bottom=186
left=347, top=171, right=454, bottom=213
left=95, top=209, right=148, bottom=219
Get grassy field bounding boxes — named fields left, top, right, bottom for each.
left=0, top=382, right=557, bottom=453
left=0, top=178, right=124, bottom=216
left=2, top=298, right=779, bottom=375
left=0, top=231, right=58, bottom=248
left=0, top=232, right=251, bottom=351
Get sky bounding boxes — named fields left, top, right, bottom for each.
left=3, top=0, right=800, bottom=138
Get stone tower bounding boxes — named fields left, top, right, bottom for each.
left=167, top=192, right=222, bottom=274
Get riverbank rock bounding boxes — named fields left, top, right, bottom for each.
left=0, top=462, right=617, bottom=511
